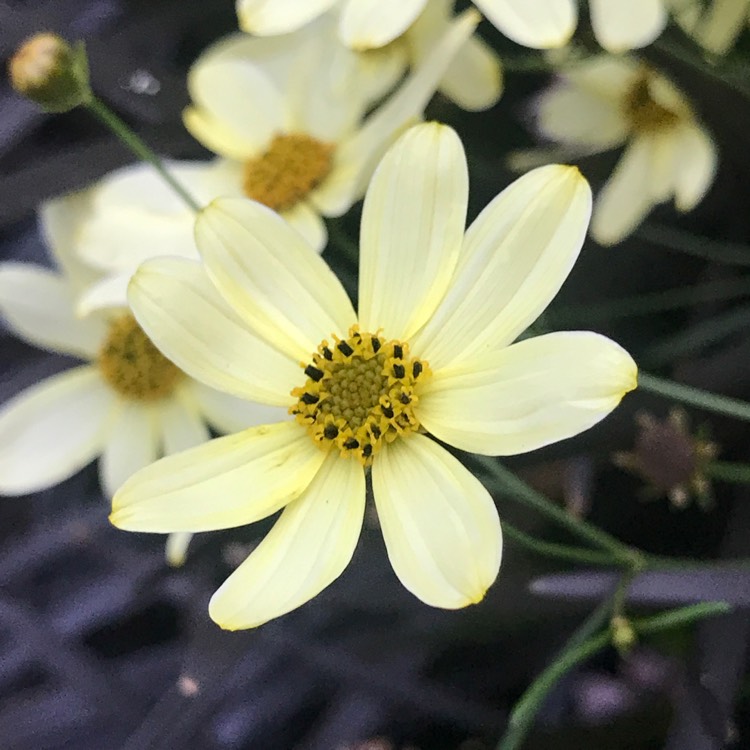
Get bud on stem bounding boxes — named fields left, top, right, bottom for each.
left=9, top=32, right=91, bottom=112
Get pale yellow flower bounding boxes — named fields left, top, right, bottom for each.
left=112, top=123, right=636, bottom=630
left=184, top=9, right=479, bottom=251
left=522, top=56, right=717, bottom=245
left=0, top=202, right=282, bottom=565
left=237, top=0, right=576, bottom=50
left=587, top=0, right=668, bottom=52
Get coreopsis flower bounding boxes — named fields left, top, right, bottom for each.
left=112, top=122, right=637, bottom=630
left=237, top=0, right=575, bottom=49
left=519, top=56, right=717, bottom=245
left=0, top=203, right=282, bottom=565
left=183, top=9, right=479, bottom=251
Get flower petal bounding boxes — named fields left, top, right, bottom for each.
left=165, top=532, right=193, bottom=567
left=191, top=382, right=289, bottom=434
left=590, top=0, right=667, bottom=53
left=318, top=9, right=481, bottom=217
left=100, top=402, right=160, bottom=498
left=590, top=136, right=655, bottom=246
left=536, top=82, right=630, bottom=151
left=159, top=390, right=212, bottom=455
left=372, top=434, right=501, bottom=608
left=186, top=59, right=284, bottom=158
left=282, top=201, right=327, bottom=253
left=358, top=123, right=468, bottom=341
left=209, top=450, right=365, bottom=629
left=0, top=367, right=112, bottom=495
left=0, top=263, right=106, bottom=358
left=196, top=198, right=355, bottom=361
left=411, top=165, right=591, bottom=370
left=434, top=30, right=503, bottom=112
left=128, top=257, right=300, bottom=406
left=110, top=421, right=325, bottom=533
left=339, top=0, right=427, bottom=49
left=236, top=0, right=336, bottom=35
left=673, top=124, right=718, bottom=212
left=77, top=273, right=131, bottom=316
left=474, top=0, right=577, bottom=48
left=418, top=331, right=637, bottom=455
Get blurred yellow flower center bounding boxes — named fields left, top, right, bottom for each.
left=243, top=133, right=334, bottom=212
left=623, top=75, right=681, bottom=134
left=98, top=314, right=184, bottom=401
left=291, top=326, right=431, bottom=466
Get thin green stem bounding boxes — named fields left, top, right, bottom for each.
left=86, top=96, right=201, bottom=213
left=502, top=523, right=620, bottom=567
left=496, top=600, right=729, bottom=750
left=552, top=277, right=750, bottom=325
left=639, top=373, right=750, bottom=423
left=706, top=460, right=750, bottom=484
left=634, top=223, right=750, bottom=266
left=471, top=457, right=644, bottom=568
left=653, top=37, right=750, bottom=100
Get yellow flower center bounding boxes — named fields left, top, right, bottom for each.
left=623, top=75, right=681, bottom=134
left=243, top=133, right=334, bottom=212
left=291, top=326, right=431, bottom=466
left=98, top=314, right=184, bottom=401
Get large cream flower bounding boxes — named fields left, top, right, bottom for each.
left=237, top=0, right=576, bottom=49
left=525, top=56, right=717, bottom=245
left=0, top=201, right=282, bottom=564
left=112, top=123, right=637, bottom=630
left=184, top=9, right=479, bottom=249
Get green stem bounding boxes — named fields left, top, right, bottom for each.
left=634, top=222, right=750, bottom=266
left=552, top=277, right=750, bottom=325
left=639, top=373, right=750, bottom=423
left=85, top=96, right=201, bottom=213
left=706, top=460, right=750, bottom=484
left=471, top=457, right=645, bottom=568
left=503, top=523, right=620, bottom=567
left=496, top=600, right=729, bottom=750
left=653, top=37, right=750, bottom=100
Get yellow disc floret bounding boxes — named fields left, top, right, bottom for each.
left=622, top=72, right=682, bottom=134
left=243, top=133, right=334, bottom=212
left=291, top=326, right=431, bottom=466
left=98, top=314, right=184, bottom=401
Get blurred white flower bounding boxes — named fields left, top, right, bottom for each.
left=0, top=202, right=283, bottom=565
left=236, top=0, right=502, bottom=111
left=184, top=9, right=480, bottom=251
left=516, top=56, right=717, bottom=245
left=237, top=0, right=576, bottom=51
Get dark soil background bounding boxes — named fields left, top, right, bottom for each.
left=1, top=1, right=749, bottom=749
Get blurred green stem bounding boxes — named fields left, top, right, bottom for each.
left=502, top=523, right=619, bottom=566
left=496, top=600, right=729, bottom=750
left=706, top=460, right=750, bottom=484
left=471, top=457, right=645, bottom=568
left=639, top=373, right=750, bottom=422
left=635, top=222, right=750, bottom=266
left=86, top=96, right=201, bottom=212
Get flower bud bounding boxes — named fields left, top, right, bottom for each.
left=8, top=33, right=91, bottom=112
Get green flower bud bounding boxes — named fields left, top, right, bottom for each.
left=8, top=33, right=91, bottom=113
